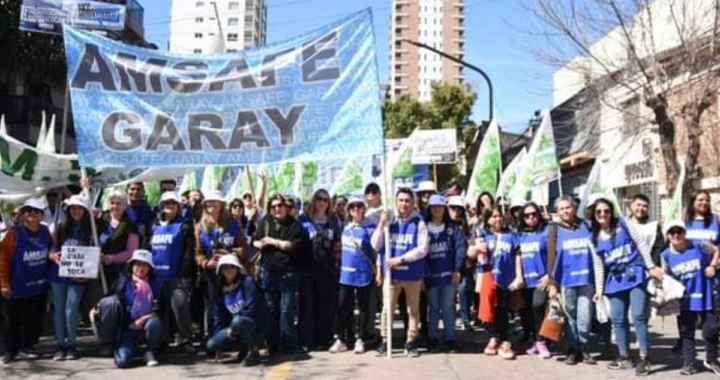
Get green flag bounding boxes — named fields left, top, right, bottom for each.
left=390, top=139, right=414, bottom=179
left=179, top=171, right=198, bottom=195
left=201, top=166, right=226, bottom=194
left=510, top=111, right=559, bottom=205
left=331, top=158, right=364, bottom=196
left=577, top=161, right=622, bottom=216
left=496, top=147, right=526, bottom=199
left=666, top=163, right=686, bottom=221
left=268, top=162, right=295, bottom=197
left=467, top=118, right=501, bottom=203
left=296, top=161, right=318, bottom=201
left=144, top=181, right=161, bottom=207
left=226, top=167, right=253, bottom=201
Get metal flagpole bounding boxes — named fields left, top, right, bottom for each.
left=81, top=169, right=108, bottom=293
left=557, top=169, right=564, bottom=197
left=381, top=153, right=393, bottom=358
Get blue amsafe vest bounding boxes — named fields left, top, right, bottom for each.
left=150, top=221, right=184, bottom=281
left=11, top=225, right=51, bottom=298
left=388, top=217, right=422, bottom=282
left=427, top=224, right=456, bottom=288
left=686, top=216, right=720, bottom=248
left=339, top=222, right=374, bottom=287
left=48, top=226, right=83, bottom=285
left=519, top=227, right=549, bottom=289
left=125, top=201, right=153, bottom=238
left=223, top=284, right=246, bottom=315
left=553, top=222, right=593, bottom=288
left=485, top=231, right=518, bottom=290
left=473, top=225, right=492, bottom=274
left=200, top=219, right=241, bottom=258
left=595, top=219, right=645, bottom=294
left=663, top=244, right=714, bottom=311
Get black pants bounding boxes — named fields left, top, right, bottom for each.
left=520, top=287, right=548, bottom=342
left=334, top=284, right=372, bottom=343
left=487, top=288, right=511, bottom=341
left=298, top=270, right=338, bottom=349
left=679, top=310, right=719, bottom=363
left=3, top=294, right=46, bottom=355
left=363, top=285, right=379, bottom=341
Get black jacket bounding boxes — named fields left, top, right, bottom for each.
left=254, top=214, right=306, bottom=272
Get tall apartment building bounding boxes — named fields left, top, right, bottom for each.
left=389, top=0, right=465, bottom=101
left=168, top=0, right=267, bottom=54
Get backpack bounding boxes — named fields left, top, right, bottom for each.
left=92, top=294, right=125, bottom=344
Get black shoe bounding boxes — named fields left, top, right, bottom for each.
left=680, top=362, right=697, bottom=375
left=281, top=345, right=295, bottom=355
left=565, top=349, right=579, bottom=366
left=179, top=342, right=196, bottom=355
left=427, top=339, right=439, bottom=353
left=635, top=358, right=651, bottom=377
left=704, top=360, right=720, bottom=376
left=237, top=345, right=249, bottom=362
left=65, top=347, right=80, bottom=361
left=582, top=348, right=596, bottom=365
left=241, top=351, right=261, bottom=367
left=445, top=340, right=457, bottom=353
left=607, top=357, right=633, bottom=370
left=672, top=339, right=682, bottom=354
left=2, top=353, right=15, bottom=365
left=404, top=342, right=420, bottom=358
left=375, top=342, right=387, bottom=357
left=52, top=348, right=67, bottom=361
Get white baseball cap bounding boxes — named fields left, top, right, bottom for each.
left=448, top=196, right=465, bottom=209
left=202, top=190, right=225, bottom=204
left=129, top=249, right=155, bottom=269
left=417, top=180, right=437, bottom=193
left=21, top=198, right=45, bottom=214
left=216, top=254, right=242, bottom=275
left=664, top=220, right=687, bottom=236
left=64, top=195, right=90, bottom=212
left=159, top=191, right=181, bottom=205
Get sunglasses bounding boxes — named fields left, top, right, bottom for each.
left=349, top=204, right=364, bottom=210
left=524, top=212, right=538, bottom=218
left=231, top=204, right=243, bottom=209
left=668, top=229, right=686, bottom=236
left=595, top=209, right=611, bottom=215
left=271, top=203, right=285, bottom=209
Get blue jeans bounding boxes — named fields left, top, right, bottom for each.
left=114, top=316, right=162, bottom=369
left=427, top=285, right=457, bottom=342
left=261, top=269, right=297, bottom=351
left=608, top=285, right=649, bottom=358
left=206, top=316, right=258, bottom=351
left=51, top=282, right=84, bottom=349
left=457, top=276, right=472, bottom=324
left=561, top=285, right=594, bottom=349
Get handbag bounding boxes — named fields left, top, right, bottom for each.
left=539, top=298, right=566, bottom=341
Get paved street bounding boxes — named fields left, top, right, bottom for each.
left=2, top=319, right=718, bottom=380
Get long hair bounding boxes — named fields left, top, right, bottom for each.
left=212, top=264, right=249, bottom=301
left=304, top=189, right=333, bottom=220
left=518, top=202, right=547, bottom=232
left=685, top=190, right=713, bottom=228
left=448, top=206, right=469, bottom=235
left=425, top=203, right=451, bottom=225
left=228, top=198, right=249, bottom=228
left=199, top=199, right=231, bottom=233
left=590, top=198, right=618, bottom=245
left=482, top=206, right=508, bottom=234
left=476, top=191, right=495, bottom=215
left=56, top=207, right=92, bottom=248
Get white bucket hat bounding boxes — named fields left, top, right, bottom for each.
left=417, top=180, right=437, bottom=193
left=129, top=249, right=155, bottom=269
left=21, top=198, right=45, bottom=214
left=663, top=220, right=687, bottom=236
left=202, top=190, right=225, bottom=204
left=216, top=254, right=242, bottom=275
left=448, top=196, right=465, bottom=209
left=159, top=191, right=181, bottom=206
left=64, top=195, right=90, bottom=212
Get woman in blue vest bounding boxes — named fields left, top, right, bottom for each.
left=330, top=198, right=375, bottom=354
left=112, top=249, right=162, bottom=368
left=298, top=189, right=342, bottom=352
left=517, top=202, right=552, bottom=359
left=589, top=198, right=663, bottom=375
left=424, top=195, right=466, bottom=353
left=661, top=220, right=720, bottom=376
left=684, top=190, right=720, bottom=247
left=546, top=195, right=596, bottom=365
left=468, top=206, right=521, bottom=359
left=150, top=191, right=196, bottom=354
left=98, top=191, right=140, bottom=288
left=448, top=196, right=475, bottom=331
left=194, top=191, right=245, bottom=341
left=207, top=254, right=268, bottom=366
left=48, top=195, right=93, bottom=361
left=0, top=198, right=52, bottom=364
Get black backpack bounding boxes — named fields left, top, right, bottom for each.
left=92, top=294, right=125, bottom=344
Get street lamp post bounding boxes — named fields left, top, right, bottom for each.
left=401, top=39, right=494, bottom=123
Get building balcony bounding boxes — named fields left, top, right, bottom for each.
left=125, top=0, right=144, bottom=38
left=394, top=23, right=410, bottom=29
left=393, top=84, right=408, bottom=90
left=394, top=71, right=408, bottom=77
left=453, top=24, right=465, bottom=31
left=396, top=0, right=410, bottom=5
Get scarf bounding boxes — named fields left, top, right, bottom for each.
left=130, top=274, right=154, bottom=320
left=98, top=211, right=138, bottom=254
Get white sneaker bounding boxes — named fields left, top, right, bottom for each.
left=144, top=351, right=159, bottom=367
left=353, top=339, right=365, bottom=354
left=329, top=339, right=348, bottom=354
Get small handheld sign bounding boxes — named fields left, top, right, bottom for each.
left=59, top=246, right=101, bottom=279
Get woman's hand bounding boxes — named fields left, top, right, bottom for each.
left=705, top=265, right=716, bottom=278
left=48, top=252, right=62, bottom=264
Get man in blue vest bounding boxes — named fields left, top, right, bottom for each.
left=372, top=187, right=429, bottom=358
left=125, top=182, right=154, bottom=248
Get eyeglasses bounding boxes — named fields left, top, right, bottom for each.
left=595, top=209, right=611, bottom=215
left=271, top=203, right=285, bottom=209
left=524, top=212, right=538, bottom=219
left=668, top=229, right=685, bottom=236
left=349, top=204, right=364, bottom=210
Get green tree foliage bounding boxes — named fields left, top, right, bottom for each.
left=382, top=83, right=478, bottom=189
left=0, top=0, right=67, bottom=85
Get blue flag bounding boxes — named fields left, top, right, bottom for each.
left=63, top=9, right=383, bottom=168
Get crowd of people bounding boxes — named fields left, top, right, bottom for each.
left=0, top=178, right=719, bottom=377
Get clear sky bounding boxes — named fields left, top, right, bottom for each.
left=140, top=0, right=554, bottom=133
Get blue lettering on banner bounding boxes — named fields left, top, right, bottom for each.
left=63, top=9, right=383, bottom=168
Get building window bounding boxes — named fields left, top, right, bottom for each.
left=195, top=17, right=203, bottom=23
left=228, top=1, right=239, bottom=10
left=245, top=14, right=253, bottom=23
left=228, top=33, right=238, bottom=41
left=227, top=49, right=237, bottom=53
left=193, top=49, right=202, bottom=54
left=246, top=0, right=254, bottom=11
left=228, top=17, right=239, bottom=26
left=196, top=1, right=204, bottom=7
left=194, top=33, right=202, bottom=39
